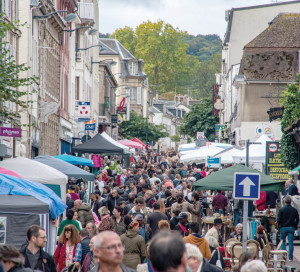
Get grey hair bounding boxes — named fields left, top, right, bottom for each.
left=236, top=223, right=243, bottom=229
left=241, top=260, right=267, bottom=272
left=185, top=243, right=203, bottom=262
left=93, top=231, right=119, bottom=249
left=99, top=206, right=110, bottom=216
left=205, top=236, right=219, bottom=248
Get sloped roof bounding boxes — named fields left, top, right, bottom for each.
left=239, top=13, right=300, bottom=81
left=245, top=13, right=300, bottom=48
left=99, top=38, right=135, bottom=59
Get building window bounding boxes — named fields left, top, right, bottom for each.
left=75, top=76, right=80, bottom=100
left=130, top=87, right=137, bottom=104
left=130, top=62, right=135, bottom=75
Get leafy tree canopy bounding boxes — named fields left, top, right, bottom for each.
left=184, top=34, right=222, bottom=62
left=0, top=13, right=37, bottom=122
left=178, top=97, right=219, bottom=141
left=120, top=111, right=168, bottom=143
left=110, top=21, right=198, bottom=93
left=279, top=80, right=300, bottom=169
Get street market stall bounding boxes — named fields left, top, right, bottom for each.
left=180, top=145, right=223, bottom=164
left=54, top=154, right=94, bottom=167
left=72, top=132, right=128, bottom=154
left=131, top=137, right=146, bottom=147
left=35, top=155, right=95, bottom=181
left=118, top=139, right=143, bottom=149
left=0, top=157, right=68, bottom=201
left=212, top=146, right=244, bottom=164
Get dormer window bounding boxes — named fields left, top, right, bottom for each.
left=130, top=62, right=136, bottom=75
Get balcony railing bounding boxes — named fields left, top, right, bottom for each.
left=78, top=2, right=94, bottom=21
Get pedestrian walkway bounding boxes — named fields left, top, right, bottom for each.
left=286, top=244, right=300, bottom=270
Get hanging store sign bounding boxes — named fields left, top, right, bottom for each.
left=78, top=102, right=90, bottom=117
left=111, top=114, right=118, bottom=124
left=267, top=107, right=284, bottom=122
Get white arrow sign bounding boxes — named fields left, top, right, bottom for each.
left=239, top=177, right=255, bottom=196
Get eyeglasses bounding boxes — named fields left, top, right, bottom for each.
left=99, top=244, right=125, bottom=251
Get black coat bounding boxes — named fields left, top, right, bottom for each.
left=107, top=194, right=123, bottom=212
left=277, top=204, right=299, bottom=228
left=20, top=247, right=57, bottom=272
left=200, top=259, right=223, bottom=272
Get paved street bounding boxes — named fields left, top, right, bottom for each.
left=286, top=243, right=300, bottom=270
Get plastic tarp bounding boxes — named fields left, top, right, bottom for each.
left=54, top=154, right=93, bottom=167
left=232, top=134, right=272, bottom=164
left=35, top=155, right=95, bottom=181
left=0, top=157, right=68, bottom=202
left=288, top=165, right=300, bottom=176
left=0, top=173, right=67, bottom=218
left=193, top=164, right=284, bottom=192
left=118, top=139, right=143, bottom=149
left=0, top=167, right=24, bottom=178
left=72, top=132, right=128, bottom=154
left=212, top=146, right=244, bottom=164
left=180, top=145, right=224, bottom=164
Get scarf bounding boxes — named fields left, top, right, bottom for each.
left=179, top=223, right=188, bottom=234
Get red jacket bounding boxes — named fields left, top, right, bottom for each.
left=255, top=191, right=267, bottom=211
left=53, top=241, right=78, bottom=272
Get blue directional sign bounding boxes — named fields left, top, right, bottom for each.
left=85, top=123, right=96, bottom=131
left=207, top=157, right=220, bottom=168
left=233, top=172, right=260, bottom=200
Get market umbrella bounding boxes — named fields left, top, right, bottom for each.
left=54, top=154, right=94, bottom=167
left=194, top=164, right=284, bottom=192
left=35, top=155, right=95, bottom=181
left=118, top=139, right=143, bottom=149
left=131, top=138, right=146, bottom=147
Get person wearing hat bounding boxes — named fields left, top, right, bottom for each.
left=205, top=218, right=223, bottom=245
left=174, top=212, right=190, bottom=237
left=135, top=214, right=152, bottom=243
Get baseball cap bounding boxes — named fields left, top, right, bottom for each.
left=177, top=212, right=188, bottom=219
left=134, top=214, right=144, bottom=221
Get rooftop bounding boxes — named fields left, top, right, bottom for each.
left=99, top=38, right=135, bottom=59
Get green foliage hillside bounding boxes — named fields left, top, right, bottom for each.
left=185, top=34, right=222, bottom=62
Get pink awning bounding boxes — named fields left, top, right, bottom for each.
left=0, top=167, right=25, bottom=178
left=118, top=139, right=143, bottom=149
left=131, top=137, right=147, bottom=147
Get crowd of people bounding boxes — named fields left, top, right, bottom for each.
left=0, top=150, right=299, bottom=272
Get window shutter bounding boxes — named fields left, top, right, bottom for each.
left=137, top=87, right=142, bottom=105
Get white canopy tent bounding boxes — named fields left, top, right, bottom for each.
left=212, top=146, right=244, bottom=164
left=0, top=157, right=68, bottom=202
left=101, top=132, right=129, bottom=152
left=180, top=145, right=224, bottom=164
left=179, top=142, right=232, bottom=154
left=232, top=134, right=272, bottom=164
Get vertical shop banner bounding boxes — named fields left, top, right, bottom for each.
left=212, top=84, right=219, bottom=116
left=265, top=141, right=289, bottom=182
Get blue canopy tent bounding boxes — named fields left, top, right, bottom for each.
left=35, top=155, right=95, bottom=181
left=54, top=154, right=93, bottom=167
left=0, top=173, right=67, bottom=219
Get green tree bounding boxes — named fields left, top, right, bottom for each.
left=111, top=20, right=197, bottom=93
left=110, top=26, right=137, bottom=54
left=120, top=111, right=168, bottom=143
left=279, top=81, right=300, bottom=169
left=0, top=14, right=37, bottom=122
left=170, top=135, right=180, bottom=142
left=178, top=97, right=219, bottom=141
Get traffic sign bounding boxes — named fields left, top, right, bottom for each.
left=207, top=157, right=220, bottom=168
left=233, top=172, right=260, bottom=200
left=196, top=132, right=204, bottom=139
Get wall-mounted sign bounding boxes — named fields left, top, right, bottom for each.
left=267, top=107, right=284, bottom=122
left=0, top=128, right=22, bottom=137
left=119, top=98, right=126, bottom=111
left=265, top=141, right=289, bottom=182
left=196, top=132, right=204, bottom=139
left=215, top=124, right=226, bottom=138
left=111, top=114, right=118, bottom=124
left=78, top=102, right=90, bottom=117
left=117, top=115, right=124, bottom=124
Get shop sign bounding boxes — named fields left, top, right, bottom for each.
left=0, top=127, right=22, bottom=137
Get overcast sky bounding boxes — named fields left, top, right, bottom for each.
left=99, top=0, right=294, bottom=38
